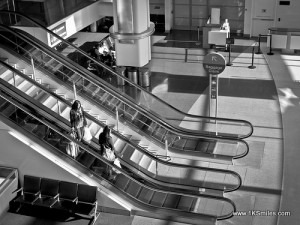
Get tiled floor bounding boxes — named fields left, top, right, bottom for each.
left=149, top=30, right=284, bottom=225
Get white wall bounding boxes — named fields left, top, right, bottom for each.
left=150, top=0, right=165, bottom=15
left=275, top=0, right=300, bottom=28
left=244, top=0, right=253, bottom=36
left=251, top=0, right=276, bottom=36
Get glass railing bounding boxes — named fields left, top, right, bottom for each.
left=0, top=166, right=17, bottom=193
left=0, top=77, right=236, bottom=220
left=0, top=10, right=253, bottom=140
left=0, top=23, right=250, bottom=160
left=0, top=59, right=242, bottom=193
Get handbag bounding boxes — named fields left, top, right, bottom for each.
left=66, top=130, right=79, bottom=158
left=113, top=158, right=122, bottom=174
left=83, top=126, right=92, bottom=142
left=102, top=144, right=115, bottom=162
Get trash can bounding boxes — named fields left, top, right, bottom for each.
left=127, top=67, right=138, bottom=85
left=115, top=66, right=126, bottom=86
left=138, top=67, right=150, bottom=87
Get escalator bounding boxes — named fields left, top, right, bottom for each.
left=0, top=18, right=253, bottom=165
left=0, top=59, right=242, bottom=196
left=0, top=68, right=236, bottom=224
left=0, top=10, right=253, bottom=162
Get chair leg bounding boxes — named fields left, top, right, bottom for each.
left=91, top=203, right=100, bottom=225
left=15, top=202, right=22, bottom=213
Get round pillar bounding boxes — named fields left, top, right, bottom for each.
left=110, top=0, right=154, bottom=68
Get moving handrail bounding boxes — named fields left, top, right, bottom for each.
left=0, top=79, right=236, bottom=221
left=0, top=23, right=250, bottom=160
left=0, top=60, right=242, bottom=193
left=0, top=10, right=254, bottom=140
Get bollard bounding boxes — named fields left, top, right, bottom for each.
left=248, top=46, right=256, bottom=69
left=256, top=34, right=262, bottom=54
left=226, top=44, right=233, bottom=66
left=267, top=34, right=274, bottom=55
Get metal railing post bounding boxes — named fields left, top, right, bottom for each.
left=165, top=139, right=169, bottom=157
left=12, top=71, right=16, bottom=87
left=116, top=107, right=119, bottom=132
left=57, top=100, right=61, bottom=115
left=267, top=34, right=274, bottom=55
left=226, top=44, right=233, bottom=66
left=196, top=26, right=201, bottom=46
left=248, top=46, right=256, bottom=69
left=72, top=81, right=77, bottom=100
left=256, top=34, right=262, bottom=54
left=31, top=56, right=36, bottom=81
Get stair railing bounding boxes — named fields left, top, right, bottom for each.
left=116, top=107, right=119, bottom=132
left=72, top=81, right=77, bottom=100
left=0, top=10, right=254, bottom=140
left=30, top=56, right=36, bottom=81
left=0, top=87, right=237, bottom=220
left=0, top=60, right=243, bottom=193
left=57, top=100, right=61, bottom=115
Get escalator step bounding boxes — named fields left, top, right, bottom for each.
left=114, top=174, right=130, bottom=191
left=120, top=144, right=135, bottom=160
left=128, top=149, right=144, bottom=164
left=139, top=155, right=152, bottom=169
left=172, top=138, right=187, bottom=149
left=150, top=192, right=167, bottom=207
left=184, top=139, right=198, bottom=151
left=126, top=180, right=142, bottom=198
left=152, top=126, right=167, bottom=142
left=177, top=196, right=196, bottom=212
left=163, top=194, right=181, bottom=208
left=206, top=141, right=217, bottom=154
left=137, top=188, right=155, bottom=204
left=0, top=96, right=7, bottom=107
left=0, top=104, right=16, bottom=116
left=77, top=152, right=96, bottom=168
left=195, top=140, right=210, bottom=152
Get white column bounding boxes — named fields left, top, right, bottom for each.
left=110, top=0, right=154, bottom=67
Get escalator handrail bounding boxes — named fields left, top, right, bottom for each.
left=0, top=59, right=242, bottom=193
left=0, top=82, right=236, bottom=220
left=0, top=10, right=254, bottom=140
left=0, top=23, right=250, bottom=161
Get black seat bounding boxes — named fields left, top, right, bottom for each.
left=33, top=178, right=59, bottom=207
left=74, top=184, right=99, bottom=223
left=14, top=175, right=41, bottom=210
left=52, top=181, right=78, bottom=212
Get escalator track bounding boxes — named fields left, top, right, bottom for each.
left=0, top=73, right=237, bottom=223
left=0, top=22, right=252, bottom=163
left=0, top=59, right=242, bottom=195
left=0, top=10, right=254, bottom=161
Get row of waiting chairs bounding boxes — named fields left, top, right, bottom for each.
left=13, top=175, right=99, bottom=224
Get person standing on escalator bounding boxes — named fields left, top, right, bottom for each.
left=99, top=126, right=121, bottom=181
left=70, top=100, right=87, bottom=142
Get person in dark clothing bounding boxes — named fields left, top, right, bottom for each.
left=70, top=100, right=87, bottom=141
left=98, top=126, right=119, bottom=180
left=99, top=125, right=115, bottom=155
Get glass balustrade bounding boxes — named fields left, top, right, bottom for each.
left=0, top=10, right=253, bottom=141
left=0, top=60, right=242, bottom=193
left=0, top=24, right=251, bottom=160
left=0, top=83, right=236, bottom=220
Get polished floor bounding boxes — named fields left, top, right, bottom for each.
left=1, top=29, right=300, bottom=225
